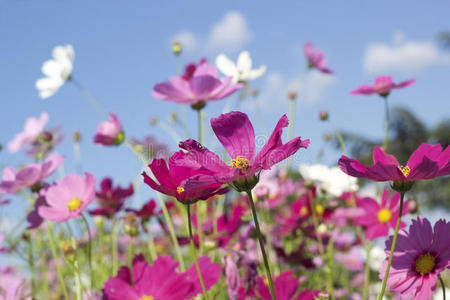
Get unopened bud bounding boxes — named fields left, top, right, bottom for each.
left=304, top=180, right=314, bottom=189
left=288, top=91, right=297, bottom=101
left=60, top=240, right=76, bottom=262
left=251, top=89, right=259, bottom=97
left=204, top=240, right=216, bottom=250
left=317, top=291, right=331, bottom=300
left=73, top=131, right=82, bottom=143
left=323, top=133, right=332, bottom=141
left=124, top=214, right=139, bottom=237
left=190, top=101, right=206, bottom=111
left=113, top=131, right=125, bottom=146
left=170, top=112, right=178, bottom=123
left=319, top=110, right=329, bottom=121
left=172, top=41, right=182, bottom=55
left=317, top=223, right=328, bottom=234
left=150, top=117, right=158, bottom=126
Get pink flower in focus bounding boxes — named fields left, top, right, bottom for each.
left=38, top=173, right=96, bottom=222
left=7, top=112, right=49, bottom=153
left=350, top=76, right=415, bottom=97
left=102, top=254, right=221, bottom=300
left=142, top=151, right=229, bottom=204
left=93, top=113, right=124, bottom=146
left=88, top=177, right=133, bottom=218
left=338, top=143, right=450, bottom=191
left=178, top=112, right=309, bottom=191
left=153, top=59, right=242, bottom=106
left=379, top=217, right=450, bottom=300
left=356, top=189, right=409, bottom=240
left=257, top=271, right=319, bottom=300
left=0, top=153, right=64, bottom=194
left=303, top=42, right=334, bottom=74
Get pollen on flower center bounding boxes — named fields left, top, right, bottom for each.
left=377, top=208, right=392, bottom=223
left=399, top=165, right=411, bottom=178
left=230, top=156, right=251, bottom=173
left=67, top=197, right=82, bottom=211
left=315, top=204, right=324, bottom=215
left=300, top=206, right=308, bottom=216
left=415, top=253, right=435, bottom=275
left=140, top=296, right=154, bottom=300
left=177, top=187, right=185, bottom=194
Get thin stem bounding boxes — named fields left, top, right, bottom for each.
left=362, top=243, right=373, bottom=300
left=187, top=204, right=208, bottom=300
left=111, top=221, right=119, bottom=275
left=27, top=236, right=36, bottom=297
left=70, top=77, right=109, bottom=119
left=71, top=237, right=83, bottom=300
left=128, top=236, right=135, bottom=285
left=197, top=109, right=203, bottom=144
left=378, top=192, right=405, bottom=300
left=246, top=191, right=276, bottom=300
left=81, top=214, right=94, bottom=295
left=326, top=237, right=336, bottom=300
left=46, top=223, right=69, bottom=300
left=439, top=274, right=446, bottom=300
left=285, top=98, right=296, bottom=171
left=147, top=230, right=157, bottom=263
left=307, top=189, right=325, bottom=255
left=382, top=97, right=390, bottom=151
left=37, top=229, right=50, bottom=299
left=328, top=120, right=347, bottom=155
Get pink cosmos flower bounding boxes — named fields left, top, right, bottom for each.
left=88, top=177, right=133, bottom=218
left=0, top=272, right=27, bottom=300
left=38, top=172, right=96, bottom=222
left=0, top=234, right=4, bottom=252
left=379, top=217, right=450, bottom=300
left=356, top=189, right=409, bottom=240
left=338, top=143, right=450, bottom=190
left=142, top=151, right=229, bottom=204
left=153, top=59, right=243, bottom=105
left=93, top=113, right=124, bottom=146
left=335, top=248, right=364, bottom=272
left=350, top=76, right=415, bottom=97
left=178, top=112, right=309, bottom=190
left=102, top=254, right=221, bottom=300
left=223, top=255, right=240, bottom=300
left=257, top=271, right=319, bottom=300
left=0, top=153, right=64, bottom=194
left=303, top=42, right=334, bottom=74
left=7, top=112, right=49, bottom=153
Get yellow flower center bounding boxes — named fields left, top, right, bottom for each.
left=67, top=197, right=82, bottom=211
left=315, top=204, right=324, bottom=215
left=140, top=296, right=154, bottom=300
left=230, top=156, right=251, bottom=173
left=415, top=253, right=435, bottom=275
left=377, top=209, right=392, bottom=223
left=399, top=165, right=411, bottom=178
left=300, top=206, right=309, bottom=217
left=177, top=187, right=185, bottom=194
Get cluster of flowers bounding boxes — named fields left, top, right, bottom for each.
left=0, top=40, right=448, bottom=300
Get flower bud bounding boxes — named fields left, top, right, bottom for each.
left=170, top=112, right=178, bottom=123
left=323, top=133, right=332, bottom=141
left=251, top=89, right=259, bottom=97
left=73, top=131, right=82, bottom=143
left=124, top=213, right=139, bottom=237
left=319, top=110, right=329, bottom=121
left=39, top=131, right=53, bottom=143
left=408, top=199, right=419, bottom=214
left=60, top=240, right=76, bottom=262
left=113, top=131, right=125, bottom=146
left=150, top=117, right=158, bottom=126
left=317, top=291, right=331, bottom=300
left=172, top=41, right=182, bottom=55
left=288, top=91, right=297, bottom=101
left=190, top=101, right=206, bottom=111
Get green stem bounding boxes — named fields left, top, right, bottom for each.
left=328, top=120, right=347, bottom=155
left=326, top=237, right=336, bottom=300
left=246, top=191, right=276, bottom=300
left=378, top=192, right=405, bottom=300
left=81, top=214, right=94, bottom=294
left=307, top=190, right=325, bottom=255
left=285, top=98, right=296, bottom=171
left=46, top=223, right=69, bottom=300
left=187, top=204, right=208, bottom=300
left=128, top=236, right=135, bottom=285
left=147, top=229, right=157, bottom=263
left=382, top=96, right=390, bottom=151
left=27, top=236, right=36, bottom=297
left=37, top=229, right=50, bottom=299
left=71, top=77, right=109, bottom=119
left=197, top=109, right=203, bottom=144
left=71, top=237, right=83, bottom=300
left=362, top=243, right=373, bottom=300
left=439, top=274, right=446, bottom=300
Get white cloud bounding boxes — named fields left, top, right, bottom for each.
left=206, top=11, right=251, bottom=53
left=171, top=31, right=197, bottom=52
left=363, top=32, right=450, bottom=74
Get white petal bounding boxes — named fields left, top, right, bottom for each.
left=39, top=88, right=59, bottom=99
left=248, top=65, right=267, bottom=80
left=35, top=77, right=62, bottom=90
left=215, top=54, right=237, bottom=77
left=41, top=60, right=63, bottom=78
left=237, top=50, right=252, bottom=72
left=64, top=44, right=75, bottom=62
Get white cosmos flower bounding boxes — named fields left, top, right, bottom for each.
left=35, top=45, right=75, bottom=99
left=299, top=163, right=358, bottom=197
left=215, top=50, right=266, bottom=83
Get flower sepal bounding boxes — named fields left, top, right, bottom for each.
left=229, top=174, right=259, bottom=193
left=391, top=180, right=414, bottom=193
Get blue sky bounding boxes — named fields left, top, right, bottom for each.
left=0, top=1, right=449, bottom=225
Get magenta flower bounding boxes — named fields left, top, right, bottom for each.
left=356, top=189, right=409, bottom=240
left=7, top=112, right=49, bottom=153
left=338, top=143, right=450, bottom=191
left=0, top=153, right=64, bottom=194
left=93, top=112, right=125, bottom=146
left=178, top=112, right=309, bottom=190
left=38, top=172, right=96, bottom=222
left=88, top=177, right=133, bottom=218
left=142, top=151, right=229, bottom=204
left=103, top=254, right=221, bottom=300
left=303, top=42, right=334, bottom=74
left=257, top=271, right=319, bottom=300
left=153, top=59, right=242, bottom=106
left=379, top=217, right=450, bottom=300
left=350, top=76, right=415, bottom=97
left=223, top=255, right=240, bottom=300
